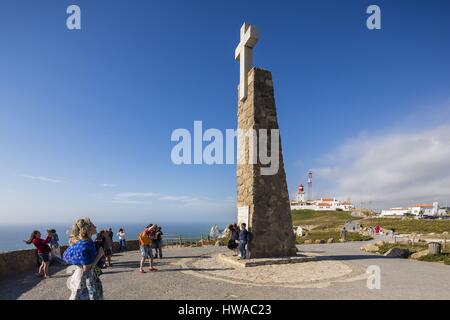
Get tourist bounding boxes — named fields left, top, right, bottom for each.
left=63, top=218, right=104, bottom=300
left=340, top=227, right=347, bottom=241
left=148, top=224, right=158, bottom=257
left=238, top=223, right=250, bottom=259
left=227, top=224, right=239, bottom=256
left=375, top=224, right=381, bottom=235
left=154, top=226, right=163, bottom=259
left=108, top=227, right=114, bottom=241
left=117, top=228, right=126, bottom=252
left=108, top=227, right=114, bottom=253
left=24, top=230, right=52, bottom=278
left=49, top=229, right=65, bottom=265
left=94, top=230, right=107, bottom=268
left=138, top=225, right=157, bottom=273
left=103, top=229, right=113, bottom=267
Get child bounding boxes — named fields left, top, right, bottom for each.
left=63, top=218, right=104, bottom=300
left=24, top=230, right=52, bottom=278
left=138, top=225, right=157, bottom=273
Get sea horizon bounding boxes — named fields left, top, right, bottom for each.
left=0, top=221, right=230, bottom=253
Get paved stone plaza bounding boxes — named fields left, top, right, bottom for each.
left=1, top=239, right=450, bottom=300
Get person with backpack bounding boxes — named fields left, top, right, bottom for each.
left=48, top=229, right=66, bottom=265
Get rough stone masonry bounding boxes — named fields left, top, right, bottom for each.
left=237, top=68, right=297, bottom=258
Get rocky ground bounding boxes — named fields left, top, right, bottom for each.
left=1, top=238, right=450, bottom=300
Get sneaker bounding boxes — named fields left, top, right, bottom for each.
left=149, top=267, right=158, bottom=272
left=139, top=269, right=146, bottom=274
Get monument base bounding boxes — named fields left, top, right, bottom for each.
left=217, top=252, right=316, bottom=268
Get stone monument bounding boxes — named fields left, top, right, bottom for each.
left=235, top=23, right=297, bottom=258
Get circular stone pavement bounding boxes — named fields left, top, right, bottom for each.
left=176, top=253, right=367, bottom=289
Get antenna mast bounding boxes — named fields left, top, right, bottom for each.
left=307, top=170, right=313, bottom=201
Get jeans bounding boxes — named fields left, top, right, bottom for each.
left=119, top=239, right=126, bottom=251
left=238, top=240, right=247, bottom=259
left=154, top=240, right=163, bottom=258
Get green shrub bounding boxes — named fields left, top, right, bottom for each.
left=418, top=253, right=450, bottom=264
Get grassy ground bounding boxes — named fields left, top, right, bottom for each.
left=291, top=210, right=358, bottom=229
left=362, top=218, right=450, bottom=234
left=296, top=231, right=372, bottom=244
left=374, top=242, right=450, bottom=265
left=292, top=210, right=371, bottom=243
left=418, top=253, right=450, bottom=265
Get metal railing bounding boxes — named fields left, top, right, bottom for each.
left=161, top=234, right=209, bottom=248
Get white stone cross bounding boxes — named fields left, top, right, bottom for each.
left=235, top=22, right=259, bottom=102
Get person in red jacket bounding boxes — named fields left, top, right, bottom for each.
left=25, top=230, right=52, bottom=278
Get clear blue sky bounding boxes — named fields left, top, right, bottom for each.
left=1, top=0, right=450, bottom=223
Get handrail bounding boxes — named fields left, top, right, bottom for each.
left=160, top=234, right=213, bottom=248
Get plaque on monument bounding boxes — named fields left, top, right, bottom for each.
left=237, top=206, right=249, bottom=226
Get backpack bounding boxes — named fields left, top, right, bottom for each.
left=246, top=231, right=253, bottom=242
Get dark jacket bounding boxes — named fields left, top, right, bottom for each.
left=239, top=229, right=249, bottom=241
left=231, top=230, right=239, bottom=241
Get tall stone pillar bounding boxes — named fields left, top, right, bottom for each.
left=237, top=68, right=297, bottom=258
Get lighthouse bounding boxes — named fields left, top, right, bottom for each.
left=296, top=184, right=305, bottom=202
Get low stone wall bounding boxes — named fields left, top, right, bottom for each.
left=0, top=249, right=40, bottom=280
left=0, top=240, right=140, bottom=280
left=113, top=240, right=139, bottom=252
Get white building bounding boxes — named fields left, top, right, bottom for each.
left=379, top=207, right=411, bottom=216
left=380, top=202, right=447, bottom=217
left=290, top=184, right=354, bottom=211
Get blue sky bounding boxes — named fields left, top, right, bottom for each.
left=1, top=0, right=450, bottom=223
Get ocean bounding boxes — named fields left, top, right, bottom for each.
left=0, top=222, right=229, bottom=253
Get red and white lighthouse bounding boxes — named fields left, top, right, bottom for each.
left=297, top=184, right=305, bottom=202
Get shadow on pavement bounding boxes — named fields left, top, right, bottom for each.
left=156, top=267, right=234, bottom=272
left=0, top=265, right=66, bottom=300
left=161, top=255, right=212, bottom=260
left=315, top=255, right=391, bottom=261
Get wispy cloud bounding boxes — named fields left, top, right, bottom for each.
left=110, top=191, right=231, bottom=208
left=19, top=174, right=66, bottom=184
left=111, top=192, right=160, bottom=204
left=314, top=123, right=450, bottom=209
left=101, top=184, right=117, bottom=188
